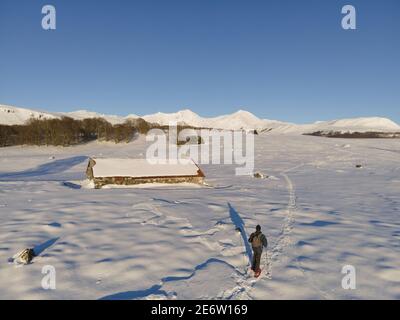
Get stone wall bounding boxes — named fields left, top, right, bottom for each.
left=93, top=175, right=204, bottom=189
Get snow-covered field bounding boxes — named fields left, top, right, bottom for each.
left=0, top=135, right=399, bottom=299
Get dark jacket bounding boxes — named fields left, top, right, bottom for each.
left=248, top=231, right=268, bottom=248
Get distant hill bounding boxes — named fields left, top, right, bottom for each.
left=1, top=104, right=399, bottom=134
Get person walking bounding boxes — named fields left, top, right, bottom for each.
left=248, top=225, right=268, bottom=277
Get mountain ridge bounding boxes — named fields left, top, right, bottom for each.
left=1, top=103, right=399, bottom=134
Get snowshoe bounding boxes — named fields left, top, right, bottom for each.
left=254, top=268, right=262, bottom=278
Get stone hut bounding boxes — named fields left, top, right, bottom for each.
left=86, top=158, right=205, bottom=189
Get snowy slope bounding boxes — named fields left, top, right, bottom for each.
left=207, top=110, right=285, bottom=131
left=0, top=105, right=139, bottom=126
left=0, top=104, right=58, bottom=125
left=269, top=117, right=400, bottom=134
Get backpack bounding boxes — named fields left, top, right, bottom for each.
left=252, top=233, right=263, bottom=248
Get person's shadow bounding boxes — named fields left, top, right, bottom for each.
left=228, top=203, right=253, bottom=265
left=33, top=237, right=59, bottom=256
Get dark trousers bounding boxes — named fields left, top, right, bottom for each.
left=252, top=246, right=263, bottom=271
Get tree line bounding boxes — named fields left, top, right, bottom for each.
left=305, top=131, right=400, bottom=139
left=0, top=117, right=153, bottom=147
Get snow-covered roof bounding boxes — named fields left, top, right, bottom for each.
left=90, top=158, right=203, bottom=178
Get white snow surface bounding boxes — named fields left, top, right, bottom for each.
left=0, top=135, right=400, bottom=299
left=91, top=158, right=202, bottom=178
left=1, top=103, right=399, bottom=133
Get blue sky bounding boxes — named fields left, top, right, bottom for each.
left=0, top=0, right=399, bottom=123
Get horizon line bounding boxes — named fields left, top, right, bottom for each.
left=1, top=101, right=398, bottom=126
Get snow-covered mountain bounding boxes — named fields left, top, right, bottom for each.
left=0, top=104, right=284, bottom=130
left=1, top=103, right=399, bottom=134
left=0, top=104, right=58, bottom=125
left=269, top=117, right=400, bottom=134
left=64, top=110, right=135, bottom=125
left=206, top=110, right=285, bottom=131
left=142, top=109, right=285, bottom=130
left=0, top=105, right=136, bottom=126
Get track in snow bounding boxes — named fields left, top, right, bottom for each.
left=228, top=168, right=299, bottom=300
left=264, top=172, right=296, bottom=279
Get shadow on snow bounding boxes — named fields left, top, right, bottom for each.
left=34, top=237, right=60, bottom=256
left=0, top=156, right=88, bottom=181
left=228, top=202, right=253, bottom=264
left=99, top=204, right=254, bottom=300
left=99, top=258, right=242, bottom=300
